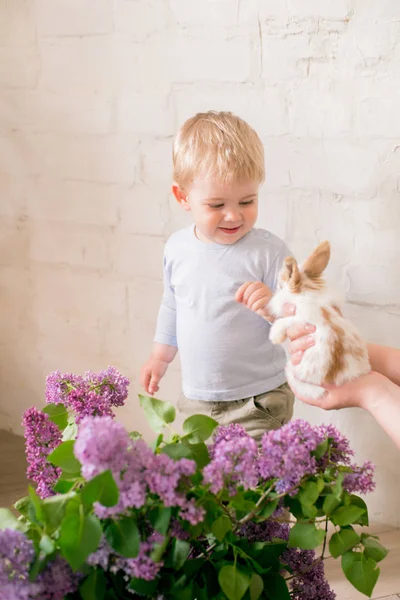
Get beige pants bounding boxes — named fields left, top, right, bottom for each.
left=177, top=383, right=295, bottom=444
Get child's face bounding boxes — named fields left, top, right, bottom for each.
left=173, top=177, right=259, bottom=245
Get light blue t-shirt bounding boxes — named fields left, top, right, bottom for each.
left=154, top=225, right=291, bottom=401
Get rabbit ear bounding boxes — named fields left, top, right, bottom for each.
left=302, top=241, right=330, bottom=278
left=281, top=256, right=302, bottom=293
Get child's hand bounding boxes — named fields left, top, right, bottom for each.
left=235, top=281, right=274, bottom=321
left=140, top=357, right=169, bottom=395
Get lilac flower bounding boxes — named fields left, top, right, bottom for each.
left=211, top=423, right=249, bottom=457
left=74, top=416, right=131, bottom=480
left=94, top=438, right=154, bottom=519
left=145, top=454, right=204, bottom=524
left=75, top=417, right=204, bottom=523
left=45, top=367, right=130, bottom=423
left=89, top=534, right=163, bottom=582
left=258, top=420, right=321, bottom=494
left=87, top=537, right=111, bottom=570
left=203, top=434, right=259, bottom=495
left=75, top=416, right=149, bottom=517
left=316, top=424, right=354, bottom=466
left=239, top=520, right=290, bottom=543
left=283, top=548, right=336, bottom=600
left=45, top=371, right=81, bottom=405
left=115, top=533, right=164, bottom=581
left=344, top=461, right=375, bottom=494
left=37, top=556, right=81, bottom=600
left=0, top=529, right=40, bottom=599
left=170, top=519, right=190, bottom=541
left=22, top=407, right=62, bottom=498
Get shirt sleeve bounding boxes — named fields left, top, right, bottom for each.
left=153, top=251, right=177, bottom=347
left=263, top=241, right=294, bottom=292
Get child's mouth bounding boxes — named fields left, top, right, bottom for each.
left=219, top=226, right=242, bottom=234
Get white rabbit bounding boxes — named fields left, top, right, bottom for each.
left=268, top=241, right=370, bottom=400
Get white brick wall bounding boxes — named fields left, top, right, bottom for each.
left=1, top=0, right=400, bottom=525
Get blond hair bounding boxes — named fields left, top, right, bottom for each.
left=173, top=111, right=265, bottom=189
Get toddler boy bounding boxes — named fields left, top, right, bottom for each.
left=140, top=111, right=294, bottom=442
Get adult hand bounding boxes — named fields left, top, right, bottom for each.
left=281, top=304, right=316, bottom=365
left=290, top=371, right=388, bottom=412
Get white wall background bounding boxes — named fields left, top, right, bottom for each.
left=0, top=0, right=399, bottom=524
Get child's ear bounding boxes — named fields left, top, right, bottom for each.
left=172, top=184, right=191, bottom=212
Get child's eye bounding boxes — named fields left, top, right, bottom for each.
left=240, top=199, right=255, bottom=205
left=209, top=204, right=224, bottom=209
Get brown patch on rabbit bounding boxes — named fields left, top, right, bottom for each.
left=321, top=307, right=346, bottom=383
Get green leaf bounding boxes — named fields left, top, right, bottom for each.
left=48, top=440, right=81, bottom=474
left=323, top=494, right=341, bottom=516
left=218, top=565, right=250, bottom=600
left=80, top=568, right=106, bottom=600
left=249, top=572, right=264, bottom=600
left=161, top=443, right=193, bottom=460
left=129, top=431, right=142, bottom=441
left=139, top=394, right=176, bottom=432
left=349, top=495, right=369, bottom=526
left=182, top=414, right=218, bottom=443
left=186, top=442, right=210, bottom=468
left=172, top=539, right=191, bottom=570
left=263, top=573, right=291, bottom=599
left=257, top=498, right=279, bottom=519
left=342, top=550, right=379, bottom=597
left=288, top=522, right=326, bottom=550
left=331, top=505, right=366, bottom=527
left=59, top=508, right=102, bottom=571
left=53, top=480, right=75, bottom=494
left=212, top=514, right=232, bottom=542
left=333, top=472, right=345, bottom=499
left=105, top=517, right=140, bottom=558
left=314, top=438, right=329, bottom=459
left=43, top=403, right=69, bottom=430
left=361, top=535, right=389, bottom=563
left=149, top=506, right=172, bottom=535
left=39, top=534, right=56, bottom=555
left=128, top=577, right=158, bottom=596
left=151, top=433, right=164, bottom=452
left=183, top=557, right=206, bottom=577
left=329, top=526, right=361, bottom=558
left=0, top=508, right=21, bottom=531
left=81, top=470, right=119, bottom=508
left=13, top=496, right=30, bottom=517
left=299, top=482, right=320, bottom=506
left=62, top=421, right=78, bottom=441
left=42, top=492, right=77, bottom=532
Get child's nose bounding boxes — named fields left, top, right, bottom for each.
left=224, top=208, right=241, bottom=221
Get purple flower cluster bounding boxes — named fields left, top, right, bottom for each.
left=316, top=424, right=354, bottom=466
left=88, top=534, right=163, bottom=582
left=258, top=420, right=322, bottom=494
left=204, top=429, right=259, bottom=495
left=75, top=417, right=204, bottom=524
left=344, top=460, right=376, bottom=494
left=37, top=556, right=82, bottom=600
left=0, top=529, right=40, bottom=599
left=22, top=407, right=62, bottom=498
left=283, top=548, right=336, bottom=600
left=239, top=520, right=290, bottom=543
left=45, top=366, right=129, bottom=423
left=0, top=529, right=81, bottom=600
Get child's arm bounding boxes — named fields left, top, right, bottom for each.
left=235, top=281, right=274, bottom=321
left=140, top=343, right=178, bottom=395
left=140, top=250, right=177, bottom=395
